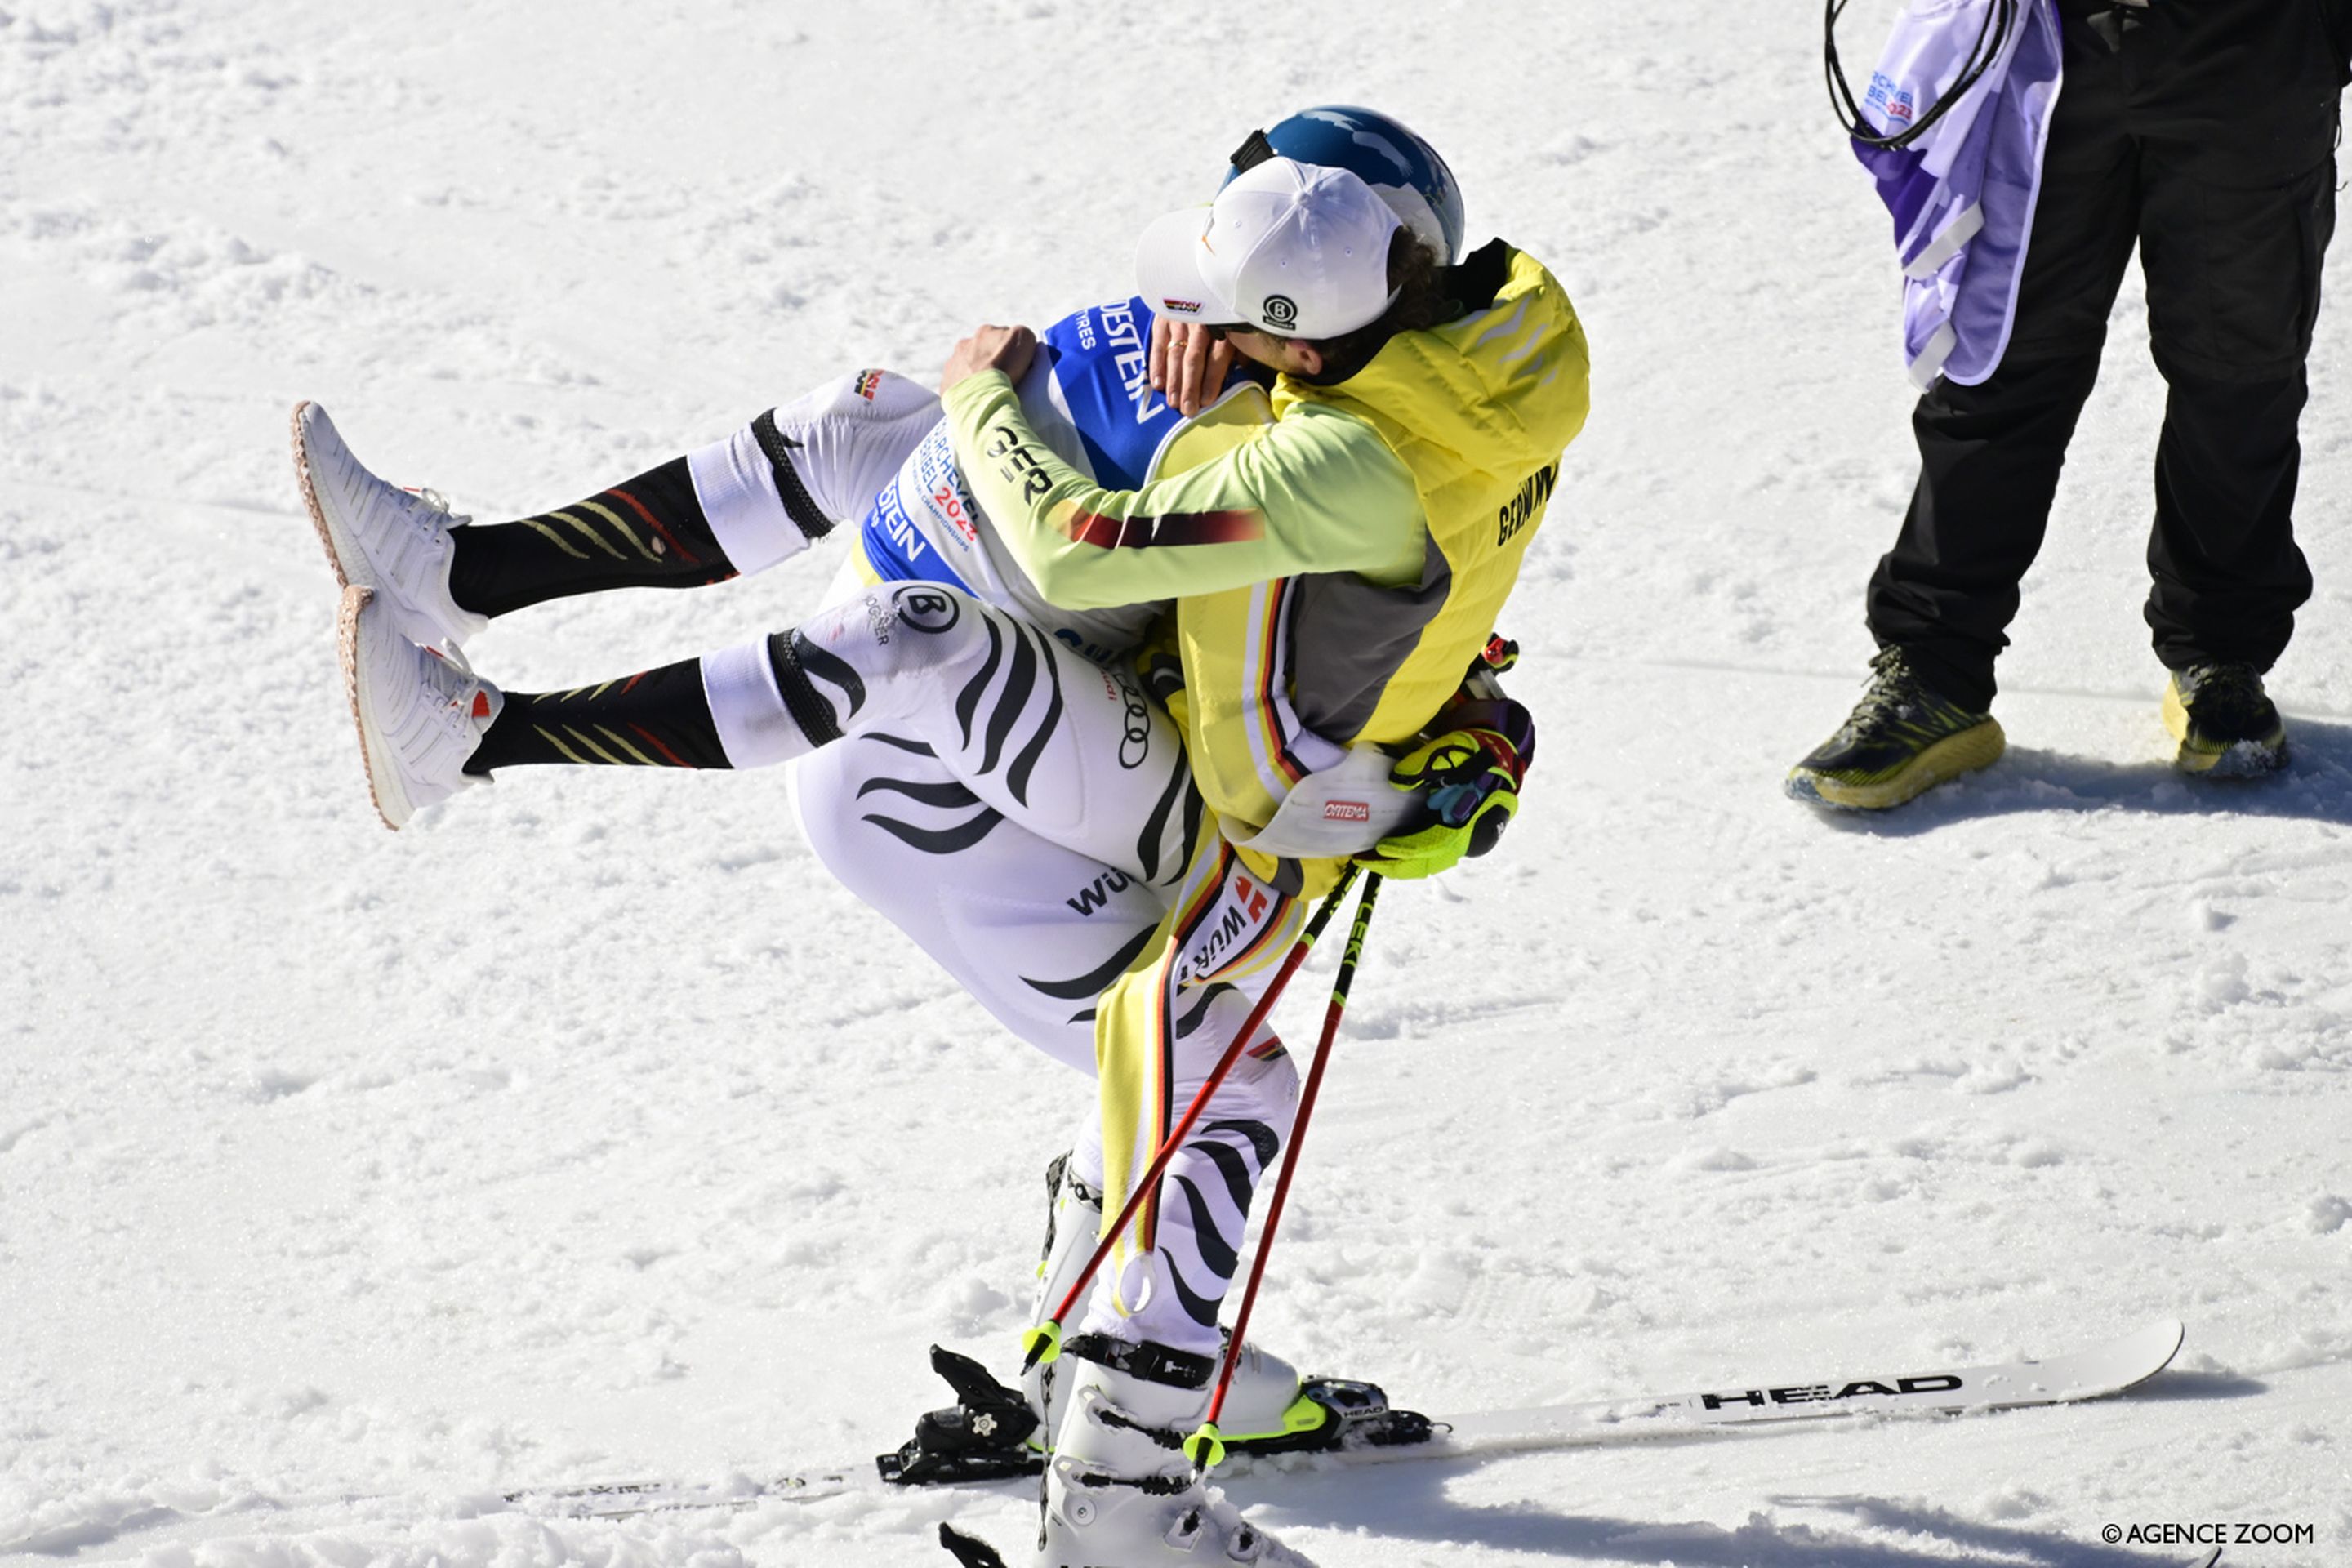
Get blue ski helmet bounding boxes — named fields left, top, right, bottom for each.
left=1223, top=105, right=1466, bottom=265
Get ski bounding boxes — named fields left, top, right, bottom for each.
left=1406, top=1316, right=2185, bottom=1459
left=505, top=1319, right=2183, bottom=1519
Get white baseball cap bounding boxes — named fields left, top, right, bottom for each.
left=1135, top=156, right=1404, bottom=340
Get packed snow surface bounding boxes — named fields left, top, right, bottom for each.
left=5, top=2, right=2349, bottom=1565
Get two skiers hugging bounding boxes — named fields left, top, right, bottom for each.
left=301, top=106, right=1580, bottom=1568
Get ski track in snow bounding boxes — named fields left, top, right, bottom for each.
left=5, top=2, right=2348, bottom=1565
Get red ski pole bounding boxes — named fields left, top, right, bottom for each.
left=1022, top=862, right=1361, bottom=1373
left=1184, top=871, right=1382, bottom=1469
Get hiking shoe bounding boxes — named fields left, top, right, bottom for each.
left=296, top=402, right=488, bottom=650
left=2163, top=662, right=2286, bottom=776
left=338, top=585, right=501, bottom=830
left=1787, top=647, right=2005, bottom=809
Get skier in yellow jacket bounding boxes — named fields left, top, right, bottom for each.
left=317, top=134, right=1587, bottom=1568
left=931, top=153, right=1587, bottom=1566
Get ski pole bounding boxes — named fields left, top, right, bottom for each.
left=1022, top=862, right=1361, bottom=1373
left=1186, top=871, right=1383, bottom=1469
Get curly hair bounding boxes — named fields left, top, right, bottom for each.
left=1286, top=230, right=1452, bottom=386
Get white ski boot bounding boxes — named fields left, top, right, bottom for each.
left=1040, top=1345, right=1314, bottom=1567
left=337, top=584, right=501, bottom=830
left=295, top=402, right=488, bottom=649
left=1028, top=1158, right=1321, bottom=1452
left=883, top=1156, right=1417, bottom=1488
left=884, top=1161, right=1364, bottom=1494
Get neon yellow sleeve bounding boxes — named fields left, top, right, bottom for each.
left=942, top=371, right=1425, bottom=611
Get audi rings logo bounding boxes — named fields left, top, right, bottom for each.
left=1260, top=294, right=1298, bottom=330
left=891, top=586, right=960, bottom=634
left=1107, top=670, right=1151, bottom=769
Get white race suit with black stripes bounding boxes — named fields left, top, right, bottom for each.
left=692, top=301, right=1332, bottom=1358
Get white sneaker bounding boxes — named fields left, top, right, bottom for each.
left=1043, top=1354, right=1315, bottom=1568
left=295, top=402, right=488, bottom=649
left=1029, top=1158, right=1315, bottom=1453
left=337, top=585, right=501, bottom=830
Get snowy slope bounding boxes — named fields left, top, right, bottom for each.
left=5, top=2, right=2349, bottom=1566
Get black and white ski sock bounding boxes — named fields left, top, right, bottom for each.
left=446, top=457, right=736, bottom=617
left=465, top=628, right=855, bottom=775
left=444, top=412, right=836, bottom=619
left=466, top=657, right=730, bottom=773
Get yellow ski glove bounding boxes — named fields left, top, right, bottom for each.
left=1358, top=697, right=1535, bottom=880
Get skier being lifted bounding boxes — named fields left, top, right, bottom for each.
left=298, top=108, right=1589, bottom=1566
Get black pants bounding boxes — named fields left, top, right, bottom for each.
left=1867, top=0, right=2344, bottom=713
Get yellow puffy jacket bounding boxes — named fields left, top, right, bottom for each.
left=946, top=242, right=1588, bottom=887
left=1169, top=243, right=1589, bottom=891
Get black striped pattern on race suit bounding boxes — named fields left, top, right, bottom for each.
left=884, top=603, right=1197, bottom=885
left=785, top=611, right=1165, bottom=835
left=817, top=620, right=1076, bottom=857
left=1023, top=923, right=1160, bottom=1027
left=766, top=630, right=865, bottom=746
left=950, top=616, right=1066, bottom=812
left=1135, top=749, right=1205, bottom=890
left=1003, top=772, right=1219, bottom=1027
left=1154, top=984, right=1267, bottom=1321
left=1160, top=1116, right=1282, bottom=1330
left=799, top=595, right=1200, bottom=887
left=849, top=733, right=1008, bottom=857
left=1173, top=981, right=1237, bottom=1040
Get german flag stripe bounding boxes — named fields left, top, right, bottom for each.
left=1218, top=898, right=1294, bottom=983
left=1055, top=504, right=1263, bottom=551
left=1138, top=845, right=1235, bottom=1253
left=1250, top=581, right=1308, bottom=787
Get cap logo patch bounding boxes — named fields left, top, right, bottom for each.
left=1160, top=297, right=1203, bottom=315
left=1261, top=294, right=1298, bottom=329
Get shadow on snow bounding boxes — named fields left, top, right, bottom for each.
left=1245, top=1463, right=2216, bottom=1566
left=1806, top=718, right=2352, bottom=835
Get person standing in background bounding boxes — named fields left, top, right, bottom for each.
left=1790, top=0, right=2350, bottom=809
